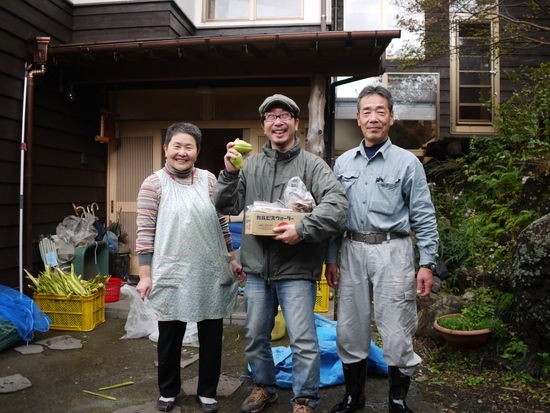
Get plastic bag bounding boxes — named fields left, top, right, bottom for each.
left=53, top=235, right=75, bottom=271
left=120, top=285, right=199, bottom=347
left=56, top=214, right=98, bottom=248
left=0, top=285, right=50, bottom=342
left=106, top=231, right=119, bottom=253
left=281, top=176, right=316, bottom=212
left=120, top=284, right=157, bottom=339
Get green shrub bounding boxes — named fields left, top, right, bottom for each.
left=437, top=287, right=509, bottom=333
left=428, top=63, right=549, bottom=278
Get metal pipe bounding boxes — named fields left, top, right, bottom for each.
left=23, top=64, right=47, bottom=281
left=18, top=63, right=30, bottom=293
left=321, top=0, right=327, bottom=31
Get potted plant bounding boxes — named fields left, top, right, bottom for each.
left=434, top=287, right=503, bottom=351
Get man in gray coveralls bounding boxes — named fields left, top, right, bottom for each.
left=326, top=85, right=439, bottom=413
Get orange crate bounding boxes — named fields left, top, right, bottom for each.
left=33, top=289, right=105, bottom=332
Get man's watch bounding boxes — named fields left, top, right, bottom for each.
left=420, top=263, right=436, bottom=273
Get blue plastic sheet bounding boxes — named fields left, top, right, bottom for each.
left=229, top=222, right=242, bottom=249
left=0, top=285, right=50, bottom=342
left=270, top=314, right=388, bottom=388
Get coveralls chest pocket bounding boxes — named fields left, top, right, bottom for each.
left=369, top=178, right=402, bottom=216
left=338, top=171, right=360, bottom=193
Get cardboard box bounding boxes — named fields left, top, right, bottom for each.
left=245, top=210, right=305, bottom=236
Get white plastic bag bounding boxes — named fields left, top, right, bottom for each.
left=281, top=176, right=316, bottom=212
left=56, top=214, right=98, bottom=248
left=53, top=235, right=75, bottom=271
left=120, top=285, right=157, bottom=339
left=120, top=285, right=199, bottom=347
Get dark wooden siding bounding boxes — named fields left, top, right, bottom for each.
left=498, top=1, right=550, bottom=102
left=72, top=0, right=195, bottom=43
left=0, top=0, right=105, bottom=289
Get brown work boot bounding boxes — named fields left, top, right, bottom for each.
left=240, top=386, right=278, bottom=413
left=292, top=398, right=314, bottom=413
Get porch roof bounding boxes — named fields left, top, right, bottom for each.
left=48, top=30, right=401, bottom=85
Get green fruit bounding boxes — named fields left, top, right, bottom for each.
left=234, top=138, right=252, bottom=154
left=230, top=152, right=244, bottom=169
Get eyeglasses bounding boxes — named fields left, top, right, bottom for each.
left=263, top=112, right=294, bottom=122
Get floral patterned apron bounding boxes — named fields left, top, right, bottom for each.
left=148, top=168, right=236, bottom=322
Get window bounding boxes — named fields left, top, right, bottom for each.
left=384, top=73, right=439, bottom=149
left=334, top=73, right=439, bottom=151
left=205, top=0, right=303, bottom=21
left=450, top=15, right=499, bottom=134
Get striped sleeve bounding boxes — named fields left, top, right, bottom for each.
left=207, top=171, right=233, bottom=251
left=136, top=173, right=161, bottom=257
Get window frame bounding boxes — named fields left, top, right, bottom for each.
left=204, top=0, right=304, bottom=22
left=450, top=11, right=500, bottom=135
left=382, top=71, right=441, bottom=143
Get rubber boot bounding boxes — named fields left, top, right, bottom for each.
left=330, top=360, right=367, bottom=413
left=388, top=366, right=414, bottom=413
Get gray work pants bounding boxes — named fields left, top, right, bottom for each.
left=336, top=236, right=421, bottom=376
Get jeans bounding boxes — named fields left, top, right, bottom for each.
left=245, top=274, right=320, bottom=408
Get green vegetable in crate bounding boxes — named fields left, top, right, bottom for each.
left=230, top=138, right=252, bottom=170
left=25, top=266, right=110, bottom=297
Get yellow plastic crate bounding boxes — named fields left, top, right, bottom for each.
left=34, top=289, right=106, bottom=332
left=314, top=279, right=330, bottom=313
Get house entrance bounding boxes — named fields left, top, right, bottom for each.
left=106, top=126, right=243, bottom=275
left=196, top=129, right=242, bottom=174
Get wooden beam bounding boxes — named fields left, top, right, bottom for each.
left=306, top=74, right=326, bottom=157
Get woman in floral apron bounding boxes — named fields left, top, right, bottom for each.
left=136, top=122, right=242, bottom=412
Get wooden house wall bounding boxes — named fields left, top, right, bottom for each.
left=498, top=2, right=550, bottom=102
left=0, top=0, right=105, bottom=289
left=72, top=0, right=195, bottom=43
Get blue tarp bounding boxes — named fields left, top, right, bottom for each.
left=0, top=285, right=50, bottom=342
left=268, top=314, right=388, bottom=388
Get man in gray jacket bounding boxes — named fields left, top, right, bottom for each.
left=214, top=94, right=348, bottom=413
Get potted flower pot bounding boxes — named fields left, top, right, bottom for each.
left=434, top=313, right=492, bottom=351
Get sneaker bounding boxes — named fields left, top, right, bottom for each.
left=293, top=398, right=314, bottom=413
left=240, top=386, right=278, bottom=413
left=156, top=396, right=176, bottom=412
left=196, top=395, right=219, bottom=412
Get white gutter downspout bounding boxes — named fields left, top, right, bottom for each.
left=18, top=63, right=30, bottom=293
left=19, top=37, right=49, bottom=292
